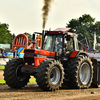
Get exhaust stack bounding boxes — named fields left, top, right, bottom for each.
left=41, top=30, right=45, bottom=49
left=32, top=33, right=36, bottom=49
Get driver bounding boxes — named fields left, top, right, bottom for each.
left=64, top=40, right=69, bottom=52
left=56, top=38, right=62, bottom=52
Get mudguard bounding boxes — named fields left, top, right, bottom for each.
left=70, top=51, right=88, bottom=58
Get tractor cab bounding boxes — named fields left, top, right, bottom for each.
left=42, top=28, right=79, bottom=55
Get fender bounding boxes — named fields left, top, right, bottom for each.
left=70, top=51, right=88, bottom=58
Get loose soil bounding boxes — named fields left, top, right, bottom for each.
left=0, top=70, right=4, bottom=80
left=1, top=70, right=100, bottom=100
left=0, top=83, right=100, bottom=100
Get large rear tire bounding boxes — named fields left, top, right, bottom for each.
left=4, top=58, right=30, bottom=88
left=68, top=56, right=93, bottom=89
left=36, top=60, right=64, bottom=91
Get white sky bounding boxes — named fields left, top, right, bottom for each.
left=0, top=0, right=100, bottom=35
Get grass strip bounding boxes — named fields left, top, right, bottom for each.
left=0, top=65, right=5, bottom=70
left=0, top=78, right=36, bottom=84
left=0, top=79, right=5, bottom=84
left=29, top=78, right=36, bottom=83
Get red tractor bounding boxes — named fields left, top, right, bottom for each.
left=4, top=28, right=93, bottom=91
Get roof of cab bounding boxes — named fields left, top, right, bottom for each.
left=45, top=28, right=78, bottom=37
left=54, top=28, right=78, bottom=37
left=45, top=28, right=71, bottom=34
left=53, top=28, right=71, bottom=32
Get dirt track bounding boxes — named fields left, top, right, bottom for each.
left=0, top=84, right=100, bottom=100
left=0, top=70, right=4, bottom=80
left=1, top=70, right=100, bottom=100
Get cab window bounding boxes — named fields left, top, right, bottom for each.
left=64, top=38, right=73, bottom=51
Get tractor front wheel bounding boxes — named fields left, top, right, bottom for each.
left=36, top=60, right=64, bottom=91
left=4, top=58, right=30, bottom=88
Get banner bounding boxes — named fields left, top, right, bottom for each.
left=0, top=44, right=10, bottom=49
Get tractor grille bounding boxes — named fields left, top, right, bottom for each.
left=24, top=54, right=35, bottom=57
left=24, top=57, right=34, bottom=65
left=24, top=50, right=35, bottom=53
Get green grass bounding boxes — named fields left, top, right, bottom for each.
left=29, top=78, right=36, bottom=83
left=0, top=65, right=5, bottom=70
left=0, top=79, right=6, bottom=84
left=0, top=78, right=36, bottom=84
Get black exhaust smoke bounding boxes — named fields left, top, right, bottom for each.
left=42, top=0, right=54, bottom=29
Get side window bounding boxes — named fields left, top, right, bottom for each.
left=64, top=38, right=73, bottom=51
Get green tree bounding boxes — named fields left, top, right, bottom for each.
left=97, top=36, right=100, bottom=43
left=8, top=33, right=15, bottom=48
left=24, top=32, right=32, bottom=39
left=66, top=14, right=100, bottom=45
left=0, top=23, right=14, bottom=44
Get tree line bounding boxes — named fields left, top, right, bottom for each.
left=0, top=23, right=32, bottom=45
left=66, top=14, right=100, bottom=48
left=0, top=23, right=15, bottom=44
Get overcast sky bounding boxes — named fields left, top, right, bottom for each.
left=0, top=0, right=100, bottom=35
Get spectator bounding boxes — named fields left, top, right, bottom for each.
left=0, top=50, right=2, bottom=57
left=2, top=49, right=6, bottom=58
left=16, top=51, right=19, bottom=57
left=99, top=48, right=100, bottom=52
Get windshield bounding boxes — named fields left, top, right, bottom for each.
left=43, top=34, right=63, bottom=52
left=43, top=34, right=56, bottom=51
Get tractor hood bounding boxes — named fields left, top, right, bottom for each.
left=24, top=49, right=55, bottom=68
left=24, top=49, right=55, bottom=57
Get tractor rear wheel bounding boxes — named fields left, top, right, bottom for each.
left=4, top=58, right=30, bottom=88
left=68, top=55, right=93, bottom=89
left=36, top=60, right=64, bottom=91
